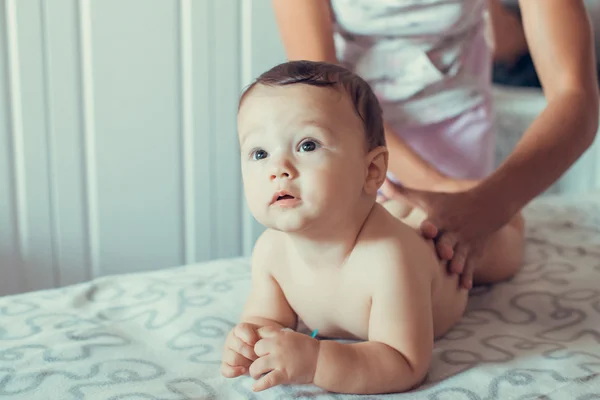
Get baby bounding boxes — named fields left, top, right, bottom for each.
left=221, top=60, right=525, bottom=394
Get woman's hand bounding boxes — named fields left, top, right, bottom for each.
left=431, top=178, right=481, bottom=193
left=380, top=178, right=510, bottom=289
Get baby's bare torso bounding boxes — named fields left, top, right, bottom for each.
left=266, top=205, right=468, bottom=341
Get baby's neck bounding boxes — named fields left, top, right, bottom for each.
left=286, top=202, right=376, bottom=269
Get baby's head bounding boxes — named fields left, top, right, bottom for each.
left=238, top=60, right=388, bottom=233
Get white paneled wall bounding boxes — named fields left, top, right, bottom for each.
left=0, top=0, right=269, bottom=296
left=1, top=0, right=599, bottom=297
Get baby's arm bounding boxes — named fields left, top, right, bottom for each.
left=221, top=231, right=297, bottom=378
left=313, top=239, right=435, bottom=394
left=240, top=230, right=297, bottom=330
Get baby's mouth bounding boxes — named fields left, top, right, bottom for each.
left=271, top=191, right=300, bottom=206
left=277, top=194, right=295, bottom=201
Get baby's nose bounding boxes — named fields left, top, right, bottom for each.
left=269, top=159, right=295, bottom=180
left=270, top=170, right=290, bottom=181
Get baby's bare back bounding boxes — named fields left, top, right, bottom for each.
left=268, top=205, right=468, bottom=341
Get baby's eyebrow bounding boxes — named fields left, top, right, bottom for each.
left=238, top=120, right=333, bottom=146
left=298, top=120, right=333, bottom=136
left=238, top=127, right=260, bottom=147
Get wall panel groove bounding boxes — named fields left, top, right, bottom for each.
left=39, top=0, right=60, bottom=288
left=0, top=0, right=25, bottom=295
left=194, top=0, right=214, bottom=262
left=73, top=0, right=92, bottom=283
left=78, top=0, right=99, bottom=279
left=179, top=0, right=195, bottom=265
left=5, top=0, right=27, bottom=271
left=208, top=0, right=216, bottom=260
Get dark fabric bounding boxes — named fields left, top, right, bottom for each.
left=492, top=53, right=541, bottom=88
left=492, top=52, right=600, bottom=88
left=492, top=4, right=600, bottom=88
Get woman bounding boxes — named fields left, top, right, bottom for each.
left=271, top=0, right=599, bottom=289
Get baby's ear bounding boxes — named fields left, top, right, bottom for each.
left=364, top=146, right=388, bottom=195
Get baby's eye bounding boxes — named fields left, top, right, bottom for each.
left=251, top=149, right=268, bottom=160
left=299, top=140, right=319, bottom=152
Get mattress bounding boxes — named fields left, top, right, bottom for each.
left=0, top=193, right=599, bottom=400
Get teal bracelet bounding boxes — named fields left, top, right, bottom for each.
left=310, top=329, right=318, bottom=338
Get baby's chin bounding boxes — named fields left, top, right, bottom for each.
left=260, top=214, right=319, bottom=234
left=265, top=220, right=312, bottom=234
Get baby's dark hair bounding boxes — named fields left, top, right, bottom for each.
left=239, top=60, right=386, bottom=151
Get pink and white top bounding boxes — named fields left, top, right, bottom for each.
left=331, top=0, right=496, bottom=179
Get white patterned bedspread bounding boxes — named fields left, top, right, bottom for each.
left=1, top=194, right=599, bottom=400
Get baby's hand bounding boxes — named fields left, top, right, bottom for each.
left=221, top=322, right=261, bottom=378
left=250, top=326, right=320, bottom=392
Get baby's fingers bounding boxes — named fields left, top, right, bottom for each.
left=252, top=369, right=286, bottom=392
left=221, top=362, right=247, bottom=378
left=235, top=323, right=260, bottom=346
left=221, top=346, right=253, bottom=379
left=229, top=334, right=258, bottom=361
left=222, top=347, right=253, bottom=368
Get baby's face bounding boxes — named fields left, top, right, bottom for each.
left=238, top=84, right=370, bottom=232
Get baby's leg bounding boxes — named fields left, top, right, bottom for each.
left=472, top=212, right=525, bottom=285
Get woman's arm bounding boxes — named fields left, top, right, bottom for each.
left=380, top=0, right=599, bottom=289
left=271, top=0, right=338, bottom=63
left=271, top=0, right=449, bottom=189
left=479, top=0, right=599, bottom=224
left=487, top=0, right=529, bottom=64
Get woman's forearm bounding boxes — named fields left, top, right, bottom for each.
left=478, top=0, right=599, bottom=229
left=271, top=0, right=338, bottom=63
left=479, top=90, right=598, bottom=227
left=312, top=341, right=427, bottom=394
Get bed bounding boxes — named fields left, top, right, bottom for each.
left=0, top=191, right=599, bottom=400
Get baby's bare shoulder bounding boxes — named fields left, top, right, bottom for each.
left=252, top=229, right=288, bottom=273
left=354, top=205, right=438, bottom=278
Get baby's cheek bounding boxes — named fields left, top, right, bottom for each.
left=243, top=185, right=265, bottom=216
left=307, top=169, right=337, bottom=196
left=333, top=163, right=363, bottom=192
left=313, top=174, right=353, bottom=211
